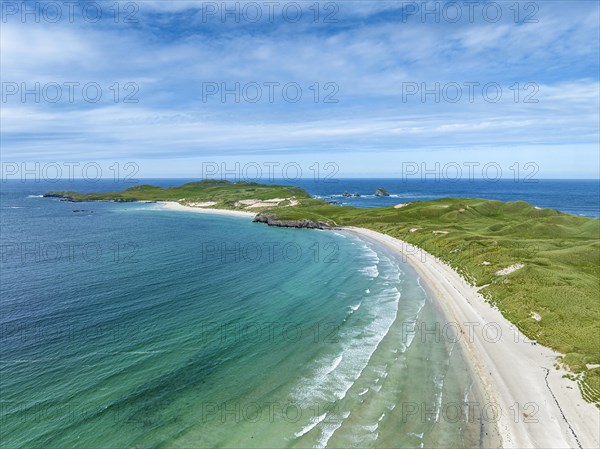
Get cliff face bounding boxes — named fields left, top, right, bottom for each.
left=253, top=213, right=332, bottom=229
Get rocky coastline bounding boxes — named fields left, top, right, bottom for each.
left=252, top=213, right=332, bottom=229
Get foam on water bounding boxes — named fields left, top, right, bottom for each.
left=356, top=242, right=381, bottom=278
left=315, top=411, right=350, bottom=448
left=294, top=413, right=328, bottom=438
left=353, top=240, right=380, bottom=263
left=290, top=246, right=401, bottom=445
left=295, top=236, right=437, bottom=447
left=398, top=298, right=426, bottom=353
left=325, top=355, right=343, bottom=375
left=408, top=432, right=425, bottom=448
left=363, top=422, right=378, bottom=433
left=464, top=382, right=474, bottom=421
left=359, top=265, right=379, bottom=278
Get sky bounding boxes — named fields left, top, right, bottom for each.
left=1, top=0, right=599, bottom=179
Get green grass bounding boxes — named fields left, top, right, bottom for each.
left=46, top=180, right=310, bottom=209
left=578, top=369, right=600, bottom=407
left=46, top=181, right=600, bottom=406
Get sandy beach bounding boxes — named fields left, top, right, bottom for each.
left=153, top=203, right=599, bottom=448
left=158, top=201, right=257, bottom=218
left=343, top=226, right=600, bottom=449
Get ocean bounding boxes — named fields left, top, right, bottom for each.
left=2, top=177, right=595, bottom=447
left=291, top=178, right=600, bottom=218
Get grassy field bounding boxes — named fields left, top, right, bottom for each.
left=46, top=181, right=600, bottom=406
left=45, top=180, right=310, bottom=205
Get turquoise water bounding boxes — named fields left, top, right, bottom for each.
left=1, top=187, right=496, bottom=448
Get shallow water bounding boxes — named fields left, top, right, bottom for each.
left=1, top=182, right=498, bottom=448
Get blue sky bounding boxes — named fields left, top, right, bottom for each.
left=1, top=0, right=599, bottom=178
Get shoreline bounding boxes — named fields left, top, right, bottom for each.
left=157, top=201, right=258, bottom=218
left=348, top=229, right=504, bottom=448
left=150, top=202, right=599, bottom=448
left=343, top=226, right=599, bottom=449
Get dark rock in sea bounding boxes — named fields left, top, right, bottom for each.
left=253, top=213, right=332, bottom=229
left=374, top=187, right=390, bottom=197
left=328, top=201, right=343, bottom=205
left=44, top=192, right=69, bottom=198
left=342, top=191, right=351, bottom=197
left=352, top=193, right=361, bottom=197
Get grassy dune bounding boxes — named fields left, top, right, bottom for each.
left=46, top=181, right=600, bottom=405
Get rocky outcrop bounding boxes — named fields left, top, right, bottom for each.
left=43, top=193, right=82, bottom=202
left=43, top=192, right=137, bottom=203
left=253, top=213, right=332, bottom=229
left=374, top=187, right=390, bottom=197
left=44, top=192, right=71, bottom=198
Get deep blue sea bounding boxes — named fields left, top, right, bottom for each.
left=1, top=178, right=596, bottom=447
left=300, top=178, right=600, bottom=218
left=3, top=178, right=595, bottom=216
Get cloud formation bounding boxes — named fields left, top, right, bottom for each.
left=1, top=1, right=598, bottom=177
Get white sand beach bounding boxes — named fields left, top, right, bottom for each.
left=344, top=226, right=600, bottom=449
left=152, top=203, right=599, bottom=448
left=158, top=201, right=257, bottom=218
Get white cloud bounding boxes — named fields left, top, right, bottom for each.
left=1, top=0, right=598, bottom=178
